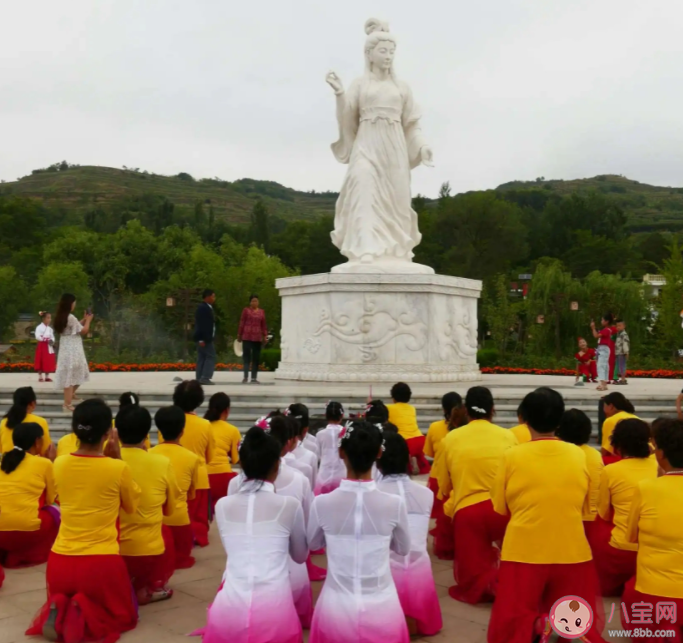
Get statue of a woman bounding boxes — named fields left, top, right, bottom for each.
left=326, top=18, right=434, bottom=274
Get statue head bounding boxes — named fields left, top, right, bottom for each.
left=364, top=18, right=397, bottom=75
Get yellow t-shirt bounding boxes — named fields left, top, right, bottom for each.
left=510, top=424, right=531, bottom=444
left=1, top=414, right=52, bottom=456
left=580, top=444, right=604, bottom=522
left=149, top=443, right=200, bottom=527
left=424, top=419, right=449, bottom=480
left=57, top=433, right=80, bottom=457
left=627, top=475, right=683, bottom=598
left=52, top=454, right=141, bottom=556
left=158, top=414, right=214, bottom=490
left=598, top=456, right=658, bottom=551
left=207, top=420, right=241, bottom=475
left=601, top=411, right=638, bottom=454
left=437, top=419, right=518, bottom=518
left=119, top=448, right=178, bottom=556
left=0, top=454, right=56, bottom=531
left=492, top=438, right=593, bottom=564
left=387, top=403, right=423, bottom=441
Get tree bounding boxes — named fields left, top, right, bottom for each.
left=482, top=275, right=518, bottom=354
left=0, top=267, right=26, bottom=340
left=32, top=262, right=92, bottom=312
left=563, top=231, right=641, bottom=278
left=250, top=198, right=270, bottom=250
left=657, top=242, right=683, bottom=356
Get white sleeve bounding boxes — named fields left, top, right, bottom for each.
left=289, top=501, right=309, bottom=564
left=390, top=496, right=411, bottom=556
left=35, top=324, right=45, bottom=341
left=307, top=498, right=326, bottom=552
left=300, top=478, right=313, bottom=525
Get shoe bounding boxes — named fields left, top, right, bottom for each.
left=39, top=378, right=45, bottom=383
left=241, top=378, right=248, bottom=384
left=42, top=601, right=61, bottom=641
left=574, top=381, right=584, bottom=387
left=199, top=379, right=215, bottom=386
left=63, top=598, right=85, bottom=643
left=45, top=377, right=53, bottom=382
left=62, top=405, right=75, bottom=413
left=250, top=379, right=261, bottom=385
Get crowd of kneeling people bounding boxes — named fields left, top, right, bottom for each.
left=0, top=379, right=681, bottom=643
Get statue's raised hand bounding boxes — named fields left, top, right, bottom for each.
left=420, top=146, right=434, bottom=167
left=326, top=71, right=344, bottom=95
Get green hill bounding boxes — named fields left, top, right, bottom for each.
left=0, top=164, right=337, bottom=225
left=496, top=174, right=683, bottom=232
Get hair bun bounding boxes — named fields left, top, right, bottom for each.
left=365, top=18, right=389, bottom=35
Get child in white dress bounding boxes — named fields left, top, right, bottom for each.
left=308, top=421, right=411, bottom=643
left=314, top=402, right=347, bottom=495
left=377, top=432, right=443, bottom=637
left=201, top=427, right=308, bottom=643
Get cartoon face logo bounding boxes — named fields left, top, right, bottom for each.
left=549, top=596, right=593, bottom=639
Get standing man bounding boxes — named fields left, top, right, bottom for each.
left=194, top=289, right=216, bottom=385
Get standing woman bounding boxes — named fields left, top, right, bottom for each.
left=34, top=312, right=56, bottom=383
left=237, top=295, right=268, bottom=385
left=53, top=293, right=93, bottom=412
left=0, top=423, right=58, bottom=568
left=1, top=386, right=53, bottom=456
left=591, top=313, right=616, bottom=392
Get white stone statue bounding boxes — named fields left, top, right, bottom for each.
left=326, top=18, right=435, bottom=274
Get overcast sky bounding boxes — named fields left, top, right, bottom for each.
left=1, top=0, right=682, bottom=197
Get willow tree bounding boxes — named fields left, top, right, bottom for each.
left=657, top=241, right=683, bottom=356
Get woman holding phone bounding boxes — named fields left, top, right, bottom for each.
left=53, top=294, right=93, bottom=412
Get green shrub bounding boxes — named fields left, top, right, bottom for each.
left=261, top=348, right=281, bottom=371
left=477, top=348, right=499, bottom=367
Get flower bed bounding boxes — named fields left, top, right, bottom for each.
left=0, top=362, right=259, bottom=373
left=481, top=366, right=683, bottom=379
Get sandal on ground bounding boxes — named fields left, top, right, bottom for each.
left=62, top=405, right=75, bottom=413
left=148, top=588, right=174, bottom=603
left=45, top=377, right=53, bottom=382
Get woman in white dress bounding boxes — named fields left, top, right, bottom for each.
left=308, top=420, right=411, bottom=643
left=314, top=402, right=347, bottom=495
left=53, top=293, right=93, bottom=412
left=377, top=432, right=442, bottom=637
left=204, top=427, right=308, bottom=643
left=325, top=19, right=434, bottom=271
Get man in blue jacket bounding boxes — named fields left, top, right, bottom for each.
left=194, top=289, right=216, bottom=385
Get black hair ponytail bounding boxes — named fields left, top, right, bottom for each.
left=1, top=422, right=44, bottom=474
left=377, top=431, right=410, bottom=476
left=4, top=387, right=37, bottom=429
left=339, top=420, right=382, bottom=474
left=326, top=401, right=344, bottom=422
left=465, top=386, right=494, bottom=420
left=239, top=426, right=281, bottom=480
left=204, top=393, right=231, bottom=422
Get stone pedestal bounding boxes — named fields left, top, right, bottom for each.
left=275, top=273, right=482, bottom=383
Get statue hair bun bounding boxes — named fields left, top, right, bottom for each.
left=365, top=18, right=390, bottom=35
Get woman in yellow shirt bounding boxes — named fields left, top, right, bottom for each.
left=488, top=387, right=604, bottom=643
left=623, top=418, right=683, bottom=640
left=556, top=409, right=604, bottom=548
left=388, top=382, right=430, bottom=475
left=204, top=392, right=240, bottom=511
left=425, top=392, right=464, bottom=561
left=436, top=386, right=517, bottom=604
left=0, top=386, right=52, bottom=456
left=26, top=399, right=141, bottom=643
left=600, top=391, right=637, bottom=464
left=0, top=422, right=58, bottom=568
left=595, top=419, right=657, bottom=597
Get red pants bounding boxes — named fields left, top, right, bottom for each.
left=122, top=526, right=174, bottom=601
left=0, top=508, right=59, bottom=568
left=488, top=560, right=606, bottom=643
left=0, top=562, right=4, bottom=589
left=593, top=540, right=637, bottom=597
left=26, top=552, right=137, bottom=643
left=209, top=472, right=237, bottom=513
left=450, top=500, right=508, bottom=604
left=166, top=524, right=195, bottom=569
left=188, top=489, right=210, bottom=547
left=428, top=477, right=454, bottom=560
left=622, top=578, right=683, bottom=642
left=406, top=436, right=431, bottom=475
left=578, top=361, right=598, bottom=381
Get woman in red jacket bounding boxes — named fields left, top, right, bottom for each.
left=238, top=295, right=268, bottom=385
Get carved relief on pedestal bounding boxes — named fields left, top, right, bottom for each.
left=437, top=300, right=479, bottom=361
left=307, top=298, right=427, bottom=362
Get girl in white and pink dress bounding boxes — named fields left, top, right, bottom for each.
left=201, top=427, right=308, bottom=643
left=228, top=415, right=315, bottom=629
left=308, top=420, right=411, bottom=643
left=314, top=402, right=347, bottom=495
left=377, top=432, right=443, bottom=637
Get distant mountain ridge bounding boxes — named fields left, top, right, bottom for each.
left=496, top=174, right=683, bottom=232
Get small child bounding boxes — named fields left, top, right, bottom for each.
left=614, top=319, right=630, bottom=385
left=150, top=406, right=200, bottom=570
left=34, top=312, right=56, bottom=383
left=388, top=382, right=430, bottom=475
left=378, top=432, right=442, bottom=637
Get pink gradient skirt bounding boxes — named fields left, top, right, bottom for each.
left=391, top=555, right=443, bottom=636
